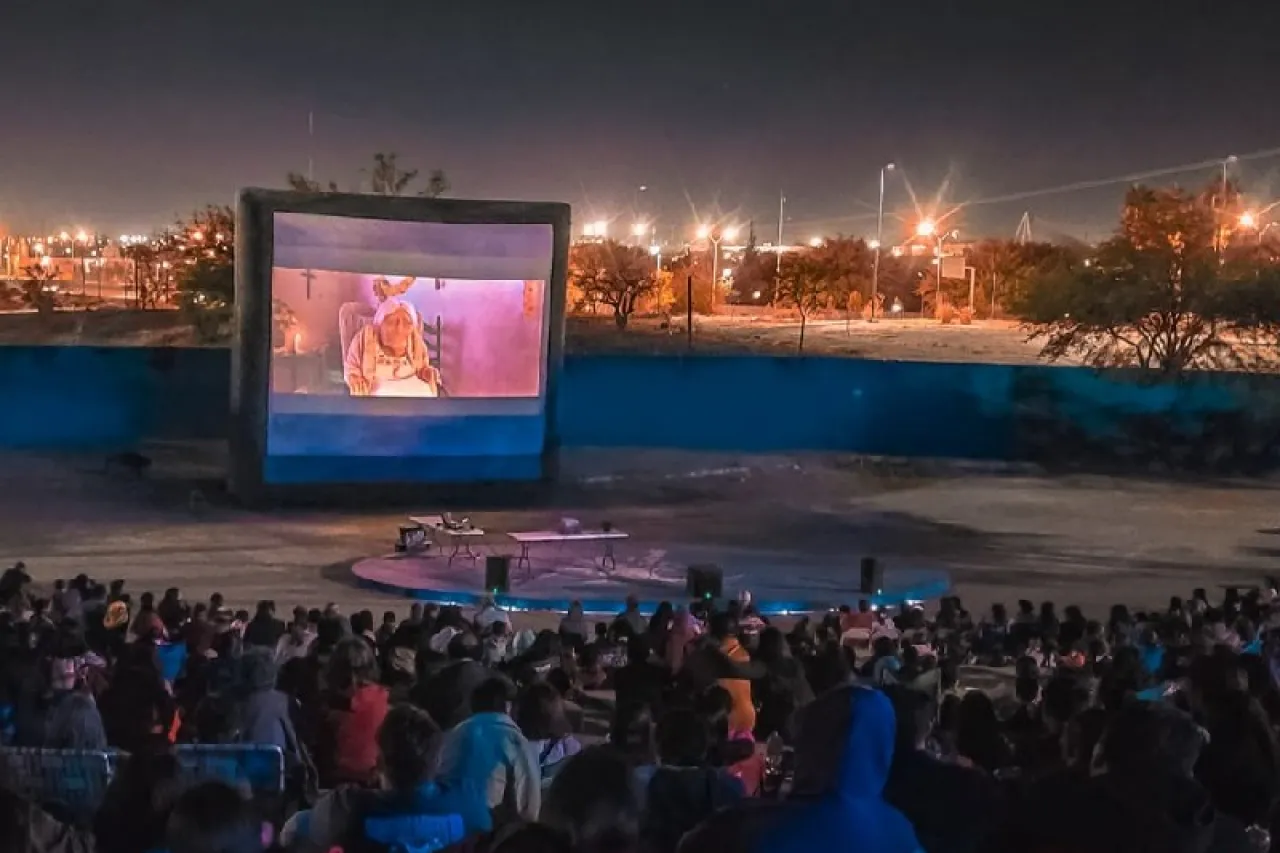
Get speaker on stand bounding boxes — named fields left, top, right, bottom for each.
left=686, top=564, right=723, bottom=601
left=485, top=555, right=511, bottom=594
left=858, top=557, right=883, bottom=596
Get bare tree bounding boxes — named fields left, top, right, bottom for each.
left=569, top=240, right=658, bottom=329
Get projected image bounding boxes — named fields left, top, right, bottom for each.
left=269, top=269, right=546, bottom=399
left=261, top=212, right=558, bottom=471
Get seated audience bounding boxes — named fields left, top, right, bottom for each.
left=318, top=636, right=390, bottom=787
left=283, top=704, right=489, bottom=852
left=434, top=676, right=541, bottom=826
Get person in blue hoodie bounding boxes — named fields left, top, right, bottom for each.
left=679, top=685, right=923, bottom=853
left=281, top=704, right=490, bottom=853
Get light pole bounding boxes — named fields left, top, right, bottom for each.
left=631, top=222, right=651, bottom=248
left=776, top=192, right=785, bottom=275
left=74, top=230, right=90, bottom=297
left=870, top=162, right=895, bottom=322
left=697, top=224, right=739, bottom=307
left=1239, top=210, right=1278, bottom=246
left=1218, top=155, right=1238, bottom=253
left=916, top=220, right=957, bottom=318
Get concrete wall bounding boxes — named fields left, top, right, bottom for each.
left=0, top=347, right=228, bottom=448
left=3, top=346, right=1279, bottom=472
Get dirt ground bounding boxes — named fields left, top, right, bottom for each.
left=2, top=445, right=1277, bottom=627
left=0, top=307, right=1053, bottom=365
left=566, top=313, right=1052, bottom=364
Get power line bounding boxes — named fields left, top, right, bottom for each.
left=963, top=145, right=1280, bottom=208
left=777, top=143, right=1280, bottom=233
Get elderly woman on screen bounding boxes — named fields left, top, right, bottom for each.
left=343, top=298, right=440, bottom=397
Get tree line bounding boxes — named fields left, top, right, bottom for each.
left=21, top=160, right=1280, bottom=373
left=568, top=234, right=1080, bottom=350
left=569, top=180, right=1280, bottom=368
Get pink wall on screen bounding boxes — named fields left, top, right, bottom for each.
left=271, top=269, right=544, bottom=398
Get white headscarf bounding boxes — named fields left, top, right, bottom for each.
left=373, top=296, right=420, bottom=329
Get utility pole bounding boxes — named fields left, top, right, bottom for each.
left=776, top=192, right=785, bottom=275
left=871, top=163, right=895, bottom=322
left=307, top=111, right=315, bottom=184
left=1015, top=212, right=1033, bottom=245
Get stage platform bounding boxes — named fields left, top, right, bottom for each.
left=351, top=543, right=951, bottom=615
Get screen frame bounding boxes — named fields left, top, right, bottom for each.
left=230, top=188, right=571, bottom=504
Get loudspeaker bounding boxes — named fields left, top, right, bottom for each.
left=858, top=557, right=882, bottom=595
left=484, top=555, right=511, bottom=594
left=686, top=564, right=723, bottom=601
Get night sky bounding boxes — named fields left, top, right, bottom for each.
left=4, top=0, right=1280, bottom=242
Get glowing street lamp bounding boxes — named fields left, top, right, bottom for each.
left=870, top=162, right=896, bottom=321
left=1240, top=211, right=1258, bottom=229
left=648, top=243, right=662, bottom=277
left=808, top=236, right=823, bottom=248
left=696, top=224, right=739, bottom=305
left=916, top=221, right=958, bottom=318
left=631, top=222, right=650, bottom=238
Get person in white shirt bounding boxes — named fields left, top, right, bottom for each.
left=475, top=596, right=512, bottom=633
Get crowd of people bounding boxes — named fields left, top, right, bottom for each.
left=2, top=560, right=1280, bottom=853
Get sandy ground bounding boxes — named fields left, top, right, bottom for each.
left=2, top=445, right=1277, bottom=627
left=0, top=308, right=1052, bottom=365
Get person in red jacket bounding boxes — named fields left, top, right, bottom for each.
left=319, top=637, right=390, bottom=787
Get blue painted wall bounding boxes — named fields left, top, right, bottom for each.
left=2, top=346, right=1279, bottom=470
left=0, top=346, right=228, bottom=448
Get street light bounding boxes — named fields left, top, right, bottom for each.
left=808, top=236, right=823, bottom=248
left=648, top=243, right=662, bottom=278
left=870, top=162, right=896, bottom=321
left=1240, top=211, right=1258, bottom=229
left=917, top=220, right=956, bottom=318
left=72, top=230, right=91, bottom=296
left=697, top=224, right=739, bottom=305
